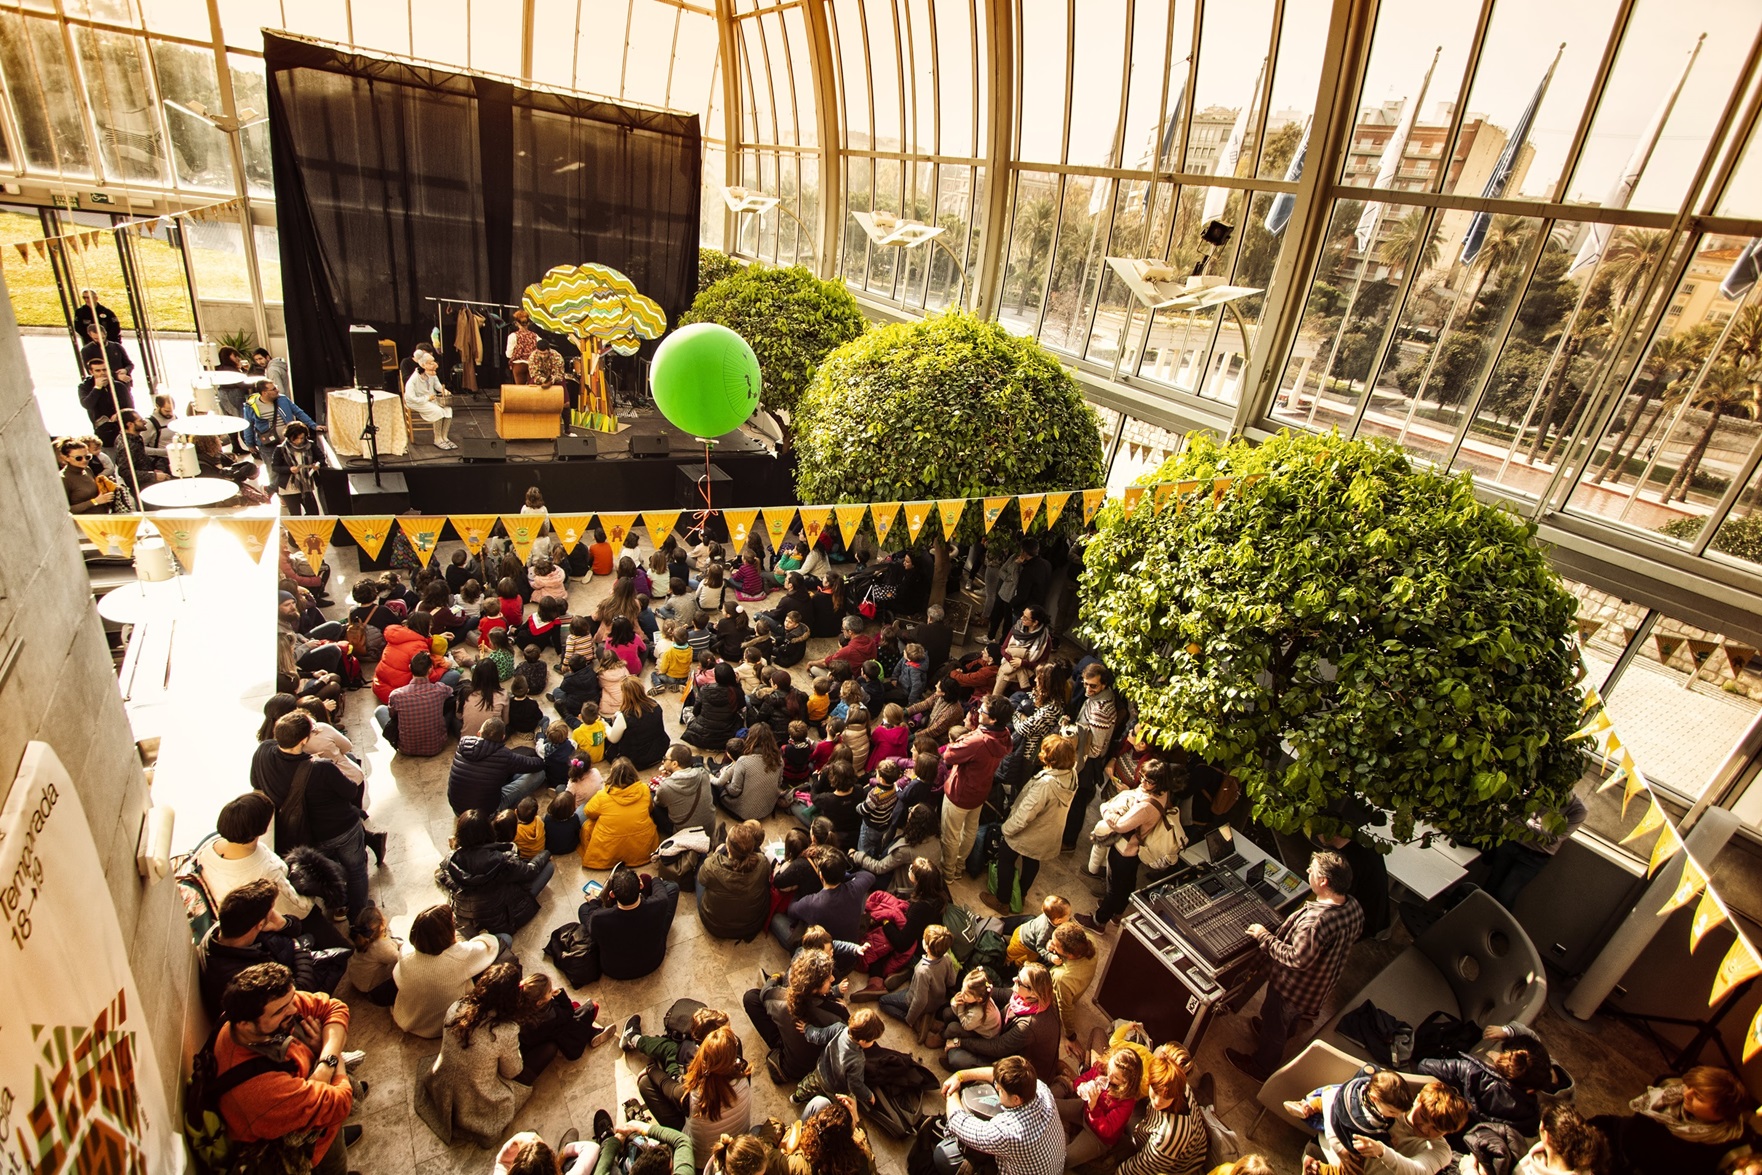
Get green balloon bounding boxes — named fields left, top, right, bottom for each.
left=649, top=322, right=762, bottom=438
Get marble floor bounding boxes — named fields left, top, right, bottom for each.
left=306, top=544, right=1672, bottom=1175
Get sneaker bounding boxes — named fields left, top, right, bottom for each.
left=558, top=1128, right=581, bottom=1152
left=1224, top=1048, right=1270, bottom=1083
left=620, top=1013, right=643, bottom=1050
left=592, top=1109, right=614, bottom=1143
left=365, top=831, right=387, bottom=867
left=590, top=1021, right=617, bottom=1049
left=1193, top=1071, right=1216, bottom=1108
left=342, top=1124, right=364, bottom=1147
left=341, top=1049, right=366, bottom=1070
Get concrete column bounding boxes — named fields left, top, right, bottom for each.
left=1565, top=806, right=1741, bottom=1020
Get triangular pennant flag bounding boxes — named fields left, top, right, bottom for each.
left=495, top=513, right=538, bottom=561
left=797, top=507, right=832, bottom=548
left=452, top=515, right=500, bottom=557
left=150, top=516, right=208, bottom=570
left=761, top=507, right=797, bottom=548
left=871, top=503, right=900, bottom=546
left=1122, top=486, right=1146, bottom=517
left=1691, top=890, right=1728, bottom=952
left=1747, top=1006, right=1762, bottom=1063
left=1581, top=686, right=1602, bottom=713
left=1711, top=936, right=1762, bottom=1005
left=1596, top=761, right=1630, bottom=794
left=1619, top=799, right=1666, bottom=847
left=283, top=517, right=336, bottom=573
left=724, top=509, right=759, bottom=551
left=1152, top=483, right=1176, bottom=513
left=833, top=504, right=867, bottom=542
left=74, top=515, right=140, bottom=559
left=598, top=513, right=637, bottom=549
left=217, top=517, right=276, bottom=563
left=1042, top=492, right=1071, bottom=529
left=398, top=516, right=448, bottom=567
left=1622, top=757, right=1646, bottom=817
left=1647, top=822, right=1681, bottom=878
left=1212, top=476, right=1235, bottom=503
left=13, top=242, right=27, bottom=263
left=341, top=516, right=394, bottom=562
left=1605, top=732, right=1623, bottom=757
left=1242, top=473, right=1265, bottom=490
left=642, top=511, right=681, bottom=549
left=1569, top=712, right=1613, bottom=741
left=1017, top=494, right=1044, bottom=531
left=981, top=497, right=1011, bottom=534
left=1661, top=859, right=1706, bottom=916
left=546, top=514, right=593, bottom=554
left=902, top=502, right=933, bottom=544
left=1175, top=480, right=1201, bottom=514
left=936, top=499, right=968, bottom=539
left=1081, top=489, right=1106, bottom=525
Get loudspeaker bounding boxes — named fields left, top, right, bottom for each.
left=350, top=325, right=389, bottom=391
left=1514, top=834, right=1646, bottom=974
left=555, top=435, right=598, bottom=460
left=459, top=436, right=506, bottom=462
left=345, top=472, right=410, bottom=520
left=631, top=434, right=671, bottom=457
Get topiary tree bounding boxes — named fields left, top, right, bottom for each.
left=1079, top=429, right=1586, bottom=849
left=680, top=264, right=868, bottom=422
left=794, top=310, right=1104, bottom=604
left=697, top=247, right=740, bottom=294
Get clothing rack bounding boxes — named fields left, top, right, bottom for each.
left=423, top=296, right=521, bottom=311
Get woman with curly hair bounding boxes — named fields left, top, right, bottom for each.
left=416, top=962, right=538, bottom=1146
left=782, top=1095, right=872, bottom=1175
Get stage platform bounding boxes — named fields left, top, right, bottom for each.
left=313, top=401, right=794, bottom=516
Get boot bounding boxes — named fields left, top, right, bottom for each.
left=849, top=977, right=886, bottom=1002
left=979, top=891, right=1011, bottom=916
left=884, top=969, right=912, bottom=992
left=365, top=830, right=388, bottom=867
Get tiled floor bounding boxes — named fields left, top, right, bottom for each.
left=313, top=543, right=1675, bottom=1175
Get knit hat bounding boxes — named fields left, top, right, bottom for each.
left=278, top=590, right=295, bottom=603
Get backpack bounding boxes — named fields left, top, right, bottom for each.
left=906, top=1115, right=953, bottom=1175
left=184, top=1023, right=306, bottom=1175
left=175, top=834, right=222, bottom=944
left=544, top=922, right=601, bottom=987
left=663, top=997, right=708, bottom=1038
left=1412, top=1009, right=1482, bottom=1063
left=1136, top=797, right=1187, bottom=871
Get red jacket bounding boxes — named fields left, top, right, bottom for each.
left=941, top=724, right=1010, bottom=810
left=372, top=623, right=445, bottom=703
left=825, top=632, right=878, bottom=672
left=216, top=992, right=353, bottom=1163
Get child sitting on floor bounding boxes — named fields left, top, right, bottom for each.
left=571, top=701, right=607, bottom=763
left=537, top=719, right=575, bottom=787
left=483, top=626, right=516, bottom=682
left=544, top=791, right=583, bottom=854
left=513, top=644, right=549, bottom=697
left=564, top=615, right=596, bottom=664
left=650, top=621, right=694, bottom=694
left=506, top=677, right=543, bottom=736
left=513, top=795, right=545, bottom=859
left=496, top=576, right=523, bottom=630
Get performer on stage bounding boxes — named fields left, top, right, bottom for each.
left=406, top=349, right=458, bottom=449
left=507, top=309, right=540, bottom=384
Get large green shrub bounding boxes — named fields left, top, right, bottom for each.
left=681, top=264, right=867, bottom=417
left=1079, top=429, right=1586, bottom=849
left=697, top=247, right=740, bottom=294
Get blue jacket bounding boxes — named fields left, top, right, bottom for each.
left=241, top=391, right=317, bottom=451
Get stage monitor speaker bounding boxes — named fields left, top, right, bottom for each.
left=351, top=325, right=390, bottom=391
left=459, top=437, right=506, bottom=462
left=556, top=435, right=598, bottom=460
left=631, top=434, right=671, bottom=457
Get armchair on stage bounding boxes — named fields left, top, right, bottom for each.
left=495, top=384, right=568, bottom=440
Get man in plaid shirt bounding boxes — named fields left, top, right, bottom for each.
left=1227, top=850, right=1364, bottom=1080
left=942, top=1055, right=1065, bottom=1175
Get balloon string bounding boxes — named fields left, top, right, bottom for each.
left=690, top=441, right=714, bottom=541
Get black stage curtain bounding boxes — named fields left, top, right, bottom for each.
left=265, top=33, right=702, bottom=409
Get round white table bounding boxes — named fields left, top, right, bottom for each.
left=96, top=581, right=191, bottom=624
left=201, top=371, right=250, bottom=385
left=166, top=415, right=249, bottom=436
left=140, top=477, right=238, bottom=508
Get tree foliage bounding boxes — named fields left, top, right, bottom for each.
left=1078, top=429, right=1586, bottom=849
left=697, top=248, right=740, bottom=294
left=793, top=311, right=1104, bottom=544
left=681, top=264, right=868, bottom=416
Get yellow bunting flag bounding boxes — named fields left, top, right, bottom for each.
left=981, top=497, right=1011, bottom=533
left=1712, top=936, right=1762, bottom=1005
left=1622, top=757, right=1646, bottom=816
left=1605, top=732, right=1623, bottom=757
left=1017, top=494, right=1044, bottom=531
left=1747, top=1007, right=1762, bottom=1062
left=1662, top=858, right=1706, bottom=916
left=1212, top=477, right=1235, bottom=503
left=1042, top=492, right=1072, bottom=528
left=1122, top=486, right=1146, bottom=518
left=1176, top=480, right=1201, bottom=514
left=1596, top=760, right=1629, bottom=795
left=1619, top=799, right=1665, bottom=847
left=797, top=507, right=832, bottom=548
left=398, top=517, right=448, bottom=567
left=598, top=513, right=638, bottom=548
left=1081, top=489, right=1106, bottom=525
left=547, top=513, right=593, bottom=554
left=871, top=502, right=901, bottom=546
left=1153, top=483, right=1176, bottom=513
left=761, top=507, right=796, bottom=547
left=723, top=509, right=759, bottom=550
left=1647, top=823, right=1681, bottom=878
left=283, top=517, right=336, bottom=573
left=642, top=511, right=681, bottom=548
left=902, top=502, right=933, bottom=544
left=150, top=516, right=208, bottom=570
left=937, top=499, right=968, bottom=538
left=501, top=513, right=544, bottom=560
left=452, top=515, right=499, bottom=557
left=341, top=516, right=393, bottom=562
left=1581, top=686, right=1602, bottom=713
left=217, top=517, right=276, bottom=563
left=833, top=504, right=867, bottom=541
left=75, top=515, right=141, bottom=559
left=1570, top=711, right=1613, bottom=741
left=1692, top=890, right=1728, bottom=952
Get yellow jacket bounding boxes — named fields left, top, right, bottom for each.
left=579, top=781, right=659, bottom=869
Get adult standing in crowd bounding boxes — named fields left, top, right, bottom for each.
left=1078, top=757, right=1175, bottom=934
left=241, top=378, right=323, bottom=455
left=1227, top=850, right=1364, bottom=1081
left=993, top=607, right=1053, bottom=698
left=939, top=697, right=1012, bottom=884
left=250, top=711, right=371, bottom=919
left=985, top=733, right=1079, bottom=916
left=1483, top=792, right=1589, bottom=910
left=909, top=606, right=954, bottom=678
left=1063, top=662, right=1120, bottom=849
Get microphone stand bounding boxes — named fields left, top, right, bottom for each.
left=356, top=385, right=384, bottom=488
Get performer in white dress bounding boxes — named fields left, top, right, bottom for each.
left=405, top=349, right=457, bottom=449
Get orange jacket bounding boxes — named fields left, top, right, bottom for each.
left=216, top=992, right=353, bottom=1163
left=373, top=623, right=445, bottom=702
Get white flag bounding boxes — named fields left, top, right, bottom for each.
left=1201, top=58, right=1265, bottom=225
left=1355, top=47, right=1441, bottom=255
